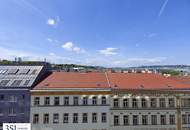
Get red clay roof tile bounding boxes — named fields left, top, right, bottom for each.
left=34, top=72, right=190, bottom=90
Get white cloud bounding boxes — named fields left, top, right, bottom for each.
left=62, top=42, right=73, bottom=51
left=47, top=16, right=60, bottom=26
left=62, top=42, right=85, bottom=53
left=99, top=47, right=118, bottom=56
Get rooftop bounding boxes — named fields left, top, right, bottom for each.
left=0, top=65, right=44, bottom=88
left=34, top=72, right=110, bottom=89
left=34, top=72, right=190, bottom=90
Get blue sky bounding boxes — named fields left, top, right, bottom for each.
left=0, top=0, right=190, bottom=67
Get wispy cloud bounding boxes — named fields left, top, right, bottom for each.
left=13, top=0, right=47, bottom=18
left=158, top=0, right=169, bottom=17
left=62, top=42, right=85, bottom=53
left=47, top=38, right=53, bottom=42
left=147, top=33, right=158, bottom=38
left=99, top=47, right=118, bottom=56
left=0, top=46, right=168, bottom=67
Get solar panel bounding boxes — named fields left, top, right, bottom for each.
left=0, top=69, right=7, bottom=74
left=23, top=80, right=30, bottom=86
left=0, top=80, right=10, bottom=86
left=19, top=69, right=30, bottom=74
left=31, top=69, right=37, bottom=75
left=11, top=80, right=22, bottom=86
left=7, top=69, right=19, bottom=74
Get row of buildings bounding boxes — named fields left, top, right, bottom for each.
left=0, top=64, right=190, bottom=130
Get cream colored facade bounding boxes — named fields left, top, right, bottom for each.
left=30, top=89, right=111, bottom=130
left=30, top=89, right=190, bottom=130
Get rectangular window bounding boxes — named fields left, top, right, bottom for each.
left=151, top=115, right=157, bottom=125
left=73, top=96, right=79, bottom=105
left=83, top=97, right=88, bottom=105
left=92, top=97, right=97, bottom=105
left=123, top=115, right=129, bottom=125
left=141, top=99, right=147, bottom=108
left=182, top=114, right=187, bottom=124
left=54, top=97, right=59, bottom=106
left=123, top=99, right=129, bottom=108
left=102, top=113, right=107, bottom=123
left=188, top=114, right=190, bottom=124
left=168, top=98, right=175, bottom=108
left=92, top=113, right=97, bottom=123
left=160, top=98, right=166, bottom=108
left=53, top=113, right=59, bottom=124
left=43, top=114, right=49, bottom=124
left=0, top=95, right=4, bottom=101
left=113, top=98, right=119, bottom=107
left=9, top=95, right=17, bottom=102
left=142, top=115, right=148, bottom=125
left=33, top=114, right=39, bottom=124
left=114, top=115, right=119, bottom=126
left=34, top=97, right=40, bottom=106
left=63, top=113, right=69, bottom=123
left=132, top=99, right=138, bottom=108
left=8, top=107, right=16, bottom=115
left=150, top=98, right=157, bottom=108
left=73, top=113, right=78, bottom=123
left=0, top=108, right=3, bottom=115
left=169, top=115, right=175, bottom=125
left=133, top=115, right=138, bottom=125
left=82, top=113, right=88, bottom=123
left=101, top=96, right=107, bottom=105
left=64, top=97, right=69, bottom=105
left=44, top=97, right=50, bottom=106
left=20, top=107, right=24, bottom=114
left=160, top=115, right=166, bottom=125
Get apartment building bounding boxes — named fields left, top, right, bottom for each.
left=31, top=72, right=190, bottom=130
left=0, top=64, right=48, bottom=130
left=107, top=73, right=190, bottom=130
left=30, top=72, right=111, bottom=130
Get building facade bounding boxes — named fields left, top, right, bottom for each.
left=30, top=72, right=190, bottom=130
left=0, top=65, right=48, bottom=129
left=30, top=72, right=111, bottom=130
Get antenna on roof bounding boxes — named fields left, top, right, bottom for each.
left=114, top=84, right=118, bottom=88
left=96, top=83, right=101, bottom=87
left=167, top=85, right=172, bottom=89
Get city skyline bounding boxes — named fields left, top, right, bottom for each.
left=0, top=0, right=190, bottom=67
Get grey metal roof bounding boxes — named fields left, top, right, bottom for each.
left=0, top=66, right=44, bottom=88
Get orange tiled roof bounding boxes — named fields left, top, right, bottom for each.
left=34, top=72, right=109, bottom=89
left=34, top=72, right=190, bottom=90
left=169, top=76, right=190, bottom=85
left=107, top=73, right=190, bottom=90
